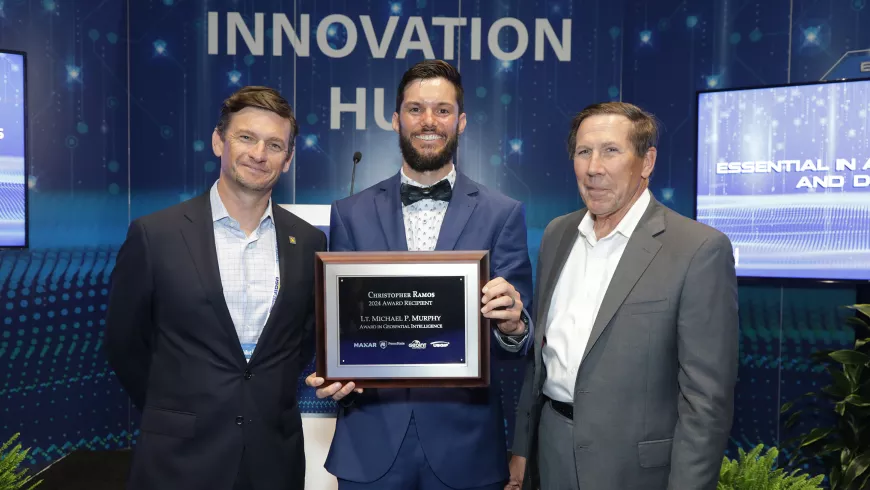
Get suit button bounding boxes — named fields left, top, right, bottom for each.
left=235, top=416, right=244, bottom=426
left=244, top=370, right=252, bottom=380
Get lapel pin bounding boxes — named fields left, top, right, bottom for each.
left=289, top=236, right=297, bottom=245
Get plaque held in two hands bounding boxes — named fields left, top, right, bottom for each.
left=314, top=251, right=490, bottom=388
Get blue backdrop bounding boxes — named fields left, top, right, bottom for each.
left=0, top=0, right=864, bottom=477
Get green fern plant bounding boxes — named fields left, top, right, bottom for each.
left=781, top=304, right=870, bottom=490
left=0, top=433, right=41, bottom=490
left=718, top=444, right=824, bottom=490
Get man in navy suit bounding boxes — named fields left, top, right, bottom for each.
left=305, top=60, right=534, bottom=489
left=106, top=86, right=326, bottom=490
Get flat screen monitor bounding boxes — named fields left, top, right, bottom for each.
left=0, top=49, right=27, bottom=248
left=695, top=78, right=870, bottom=282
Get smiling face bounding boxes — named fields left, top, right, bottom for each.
left=211, top=106, right=294, bottom=194
left=392, top=77, right=467, bottom=173
left=572, top=113, right=656, bottom=219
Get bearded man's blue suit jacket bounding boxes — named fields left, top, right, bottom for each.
left=323, top=171, right=534, bottom=488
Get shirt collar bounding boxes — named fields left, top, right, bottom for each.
left=209, top=179, right=274, bottom=226
left=578, top=188, right=651, bottom=242
left=400, top=164, right=457, bottom=189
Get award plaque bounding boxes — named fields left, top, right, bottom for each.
left=315, top=251, right=490, bottom=388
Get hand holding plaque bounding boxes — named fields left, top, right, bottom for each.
left=304, top=372, right=362, bottom=401
left=480, top=277, right=526, bottom=336
left=314, top=251, right=490, bottom=388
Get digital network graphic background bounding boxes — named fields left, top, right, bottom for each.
left=0, top=0, right=865, bottom=473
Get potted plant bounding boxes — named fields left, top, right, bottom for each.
left=0, top=433, right=41, bottom=490
left=718, top=444, right=824, bottom=489
left=781, top=304, right=870, bottom=490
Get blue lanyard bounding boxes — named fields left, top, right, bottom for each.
left=270, top=239, right=280, bottom=309
left=238, top=220, right=281, bottom=362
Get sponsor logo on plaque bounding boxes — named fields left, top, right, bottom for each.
left=408, top=340, right=427, bottom=349
left=431, top=341, right=450, bottom=348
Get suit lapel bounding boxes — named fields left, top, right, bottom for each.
left=533, top=211, right=584, bottom=377
left=580, top=200, right=666, bottom=362
left=537, top=211, right=585, bottom=337
left=374, top=174, right=409, bottom=251
left=435, top=173, right=478, bottom=251
left=180, top=193, right=246, bottom=367
left=250, top=205, right=298, bottom=364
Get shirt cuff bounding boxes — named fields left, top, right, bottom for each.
left=493, top=309, right=531, bottom=353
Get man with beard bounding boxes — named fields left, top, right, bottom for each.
left=106, top=86, right=326, bottom=490
left=305, top=60, right=534, bottom=489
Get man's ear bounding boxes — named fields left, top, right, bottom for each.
left=641, top=147, right=657, bottom=179
left=212, top=129, right=224, bottom=158
left=283, top=148, right=295, bottom=173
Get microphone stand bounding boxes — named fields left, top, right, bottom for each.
left=350, top=161, right=358, bottom=196
left=350, top=152, right=361, bottom=196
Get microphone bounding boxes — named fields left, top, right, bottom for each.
left=349, top=151, right=362, bottom=196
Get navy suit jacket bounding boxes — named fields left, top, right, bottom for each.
left=323, top=171, right=533, bottom=488
left=105, top=193, right=327, bottom=490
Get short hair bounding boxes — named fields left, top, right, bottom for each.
left=395, top=60, right=464, bottom=114
left=215, top=86, right=298, bottom=150
left=566, top=102, right=659, bottom=158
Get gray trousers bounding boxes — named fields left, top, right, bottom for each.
left=537, top=401, right=581, bottom=490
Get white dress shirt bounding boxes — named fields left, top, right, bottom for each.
left=542, top=189, right=651, bottom=403
left=400, top=165, right=456, bottom=252
left=210, top=181, right=280, bottom=362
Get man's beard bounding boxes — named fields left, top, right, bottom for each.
left=398, top=127, right=459, bottom=173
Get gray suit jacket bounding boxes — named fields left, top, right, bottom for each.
left=512, top=197, right=738, bottom=490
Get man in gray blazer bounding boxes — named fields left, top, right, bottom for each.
left=507, top=102, right=738, bottom=490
